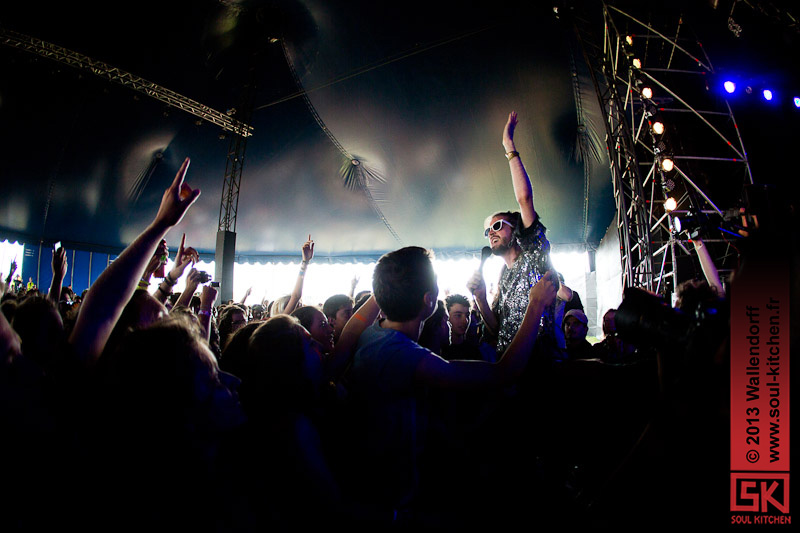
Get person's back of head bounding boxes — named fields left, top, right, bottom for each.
left=104, top=289, right=167, bottom=358
left=353, top=291, right=372, bottom=313
left=675, top=278, right=720, bottom=313
left=322, top=294, right=353, bottom=321
left=373, top=246, right=437, bottom=322
left=419, top=300, right=448, bottom=354
left=244, top=315, right=319, bottom=417
left=291, top=305, right=320, bottom=332
left=269, top=294, right=292, bottom=317
left=104, top=315, right=242, bottom=436
left=219, top=321, right=261, bottom=379
left=11, top=295, right=64, bottom=369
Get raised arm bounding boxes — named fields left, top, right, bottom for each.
left=467, top=271, right=498, bottom=334
left=49, top=247, right=67, bottom=306
left=69, top=157, right=200, bottom=366
left=503, top=111, right=537, bottom=228
left=285, top=234, right=314, bottom=315
left=4, top=259, right=17, bottom=286
left=153, top=234, right=199, bottom=304
left=197, top=284, right=218, bottom=341
left=239, top=286, right=252, bottom=305
left=415, top=270, right=558, bottom=390
left=693, top=237, right=724, bottom=296
left=327, top=294, right=379, bottom=380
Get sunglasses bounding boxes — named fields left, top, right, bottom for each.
left=484, top=219, right=514, bottom=237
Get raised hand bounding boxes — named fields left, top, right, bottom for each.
left=52, top=246, right=67, bottom=280
left=153, top=158, right=201, bottom=230
left=529, top=270, right=558, bottom=307
left=200, top=284, right=218, bottom=310
left=466, top=270, right=486, bottom=300
left=168, top=233, right=199, bottom=281
left=301, top=234, right=315, bottom=263
left=503, top=111, right=518, bottom=151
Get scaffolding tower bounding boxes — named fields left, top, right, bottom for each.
left=572, top=2, right=753, bottom=296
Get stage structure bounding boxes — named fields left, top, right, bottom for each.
left=215, top=59, right=258, bottom=304
left=571, top=2, right=753, bottom=297
left=0, top=28, right=254, bottom=137
left=1, top=26, right=261, bottom=302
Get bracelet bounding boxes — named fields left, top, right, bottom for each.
left=505, top=150, right=519, bottom=161
left=137, top=280, right=150, bottom=290
left=197, top=309, right=212, bottom=317
left=163, top=273, right=178, bottom=286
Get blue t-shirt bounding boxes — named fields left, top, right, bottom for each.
left=346, top=323, right=432, bottom=510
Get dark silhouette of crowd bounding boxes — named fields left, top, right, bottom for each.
left=0, top=115, right=745, bottom=531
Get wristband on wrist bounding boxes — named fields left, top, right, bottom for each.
left=164, top=273, right=178, bottom=286
left=505, top=150, right=519, bottom=161
left=197, top=309, right=212, bottom=317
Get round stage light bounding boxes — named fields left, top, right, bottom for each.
left=794, top=97, right=800, bottom=108
left=724, top=81, right=736, bottom=94
left=632, top=58, right=642, bottom=69
left=664, top=197, right=677, bottom=212
left=652, top=121, right=665, bottom=135
left=763, top=89, right=773, bottom=101
left=673, top=216, right=682, bottom=233
left=661, top=157, right=674, bottom=172
left=626, top=35, right=633, bottom=46
left=642, top=87, right=653, bottom=99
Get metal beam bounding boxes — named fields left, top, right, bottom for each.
left=0, top=27, right=253, bottom=136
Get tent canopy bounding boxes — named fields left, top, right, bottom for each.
left=1, top=1, right=796, bottom=262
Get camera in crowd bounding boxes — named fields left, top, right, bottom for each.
left=197, top=271, right=212, bottom=283
left=615, top=285, right=728, bottom=359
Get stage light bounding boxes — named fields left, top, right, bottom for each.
left=763, top=89, right=773, bottom=101
left=724, top=81, right=736, bottom=93
left=794, top=97, right=800, bottom=108
left=673, top=216, right=682, bottom=233
left=664, top=197, right=677, bottom=212
left=652, top=121, right=665, bottom=135
left=632, top=58, right=642, bottom=69
left=626, top=35, right=633, bottom=46
left=661, top=157, right=674, bottom=172
left=642, top=87, right=653, bottom=99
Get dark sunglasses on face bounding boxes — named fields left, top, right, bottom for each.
left=484, top=219, right=514, bottom=237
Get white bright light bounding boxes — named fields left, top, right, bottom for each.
left=724, top=81, right=736, bottom=94
left=652, top=121, right=665, bottom=135
left=625, top=35, right=633, bottom=46
left=763, top=89, right=773, bottom=101
left=162, top=249, right=591, bottom=309
left=661, top=157, right=674, bottom=172
left=0, top=240, right=24, bottom=282
left=642, top=87, right=653, bottom=99
left=664, top=197, right=677, bottom=212
left=794, top=97, right=800, bottom=108
left=632, top=58, right=642, bottom=69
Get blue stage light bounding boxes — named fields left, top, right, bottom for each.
left=763, top=89, right=773, bottom=101
left=794, top=97, right=800, bottom=108
left=724, top=81, right=736, bottom=93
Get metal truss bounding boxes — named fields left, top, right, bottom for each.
left=0, top=27, right=253, bottom=137
left=218, top=63, right=258, bottom=233
left=572, top=2, right=752, bottom=295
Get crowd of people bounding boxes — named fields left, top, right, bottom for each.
left=1, top=114, right=732, bottom=530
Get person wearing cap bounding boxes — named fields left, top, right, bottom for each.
left=466, top=112, right=556, bottom=358
left=563, top=309, right=594, bottom=361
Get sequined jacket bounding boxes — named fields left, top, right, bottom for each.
left=491, top=217, right=554, bottom=355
